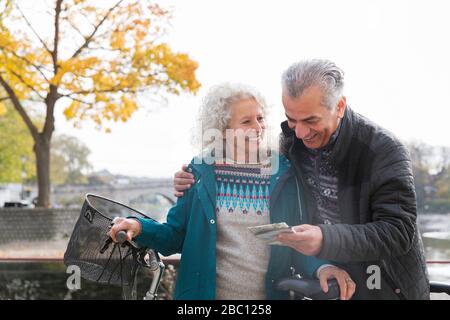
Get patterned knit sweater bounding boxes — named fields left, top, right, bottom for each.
left=299, top=121, right=343, bottom=225
left=214, top=162, right=272, bottom=300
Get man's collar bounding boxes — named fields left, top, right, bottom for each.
left=281, top=120, right=295, bottom=137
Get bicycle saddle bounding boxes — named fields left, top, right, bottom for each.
left=275, top=276, right=340, bottom=300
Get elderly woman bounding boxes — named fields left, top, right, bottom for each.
left=110, top=83, right=354, bottom=300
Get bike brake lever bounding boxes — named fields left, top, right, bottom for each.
left=100, top=237, right=113, bottom=254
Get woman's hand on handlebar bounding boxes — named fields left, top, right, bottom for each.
left=109, top=217, right=142, bottom=243
left=318, top=265, right=356, bottom=300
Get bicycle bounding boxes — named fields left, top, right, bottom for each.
left=64, top=193, right=165, bottom=300
left=65, top=193, right=450, bottom=300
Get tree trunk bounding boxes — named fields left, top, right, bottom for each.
left=34, top=135, right=52, bottom=208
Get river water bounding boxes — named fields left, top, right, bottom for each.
left=418, top=213, right=450, bottom=283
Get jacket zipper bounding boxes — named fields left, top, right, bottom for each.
left=294, top=177, right=303, bottom=223
left=314, top=151, right=322, bottom=223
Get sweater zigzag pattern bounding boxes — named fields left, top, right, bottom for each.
left=214, top=163, right=271, bottom=216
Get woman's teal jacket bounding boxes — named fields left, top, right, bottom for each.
left=135, top=154, right=329, bottom=299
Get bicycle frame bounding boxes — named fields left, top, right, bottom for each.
left=140, top=249, right=165, bottom=300
left=116, top=241, right=165, bottom=300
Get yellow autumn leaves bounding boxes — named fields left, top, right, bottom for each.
left=0, top=102, right=6, bottom=116
left=63, top=94, right=137, bottom=125
left=0, top=26, right=51, bottom=100
left=50, top=57, right=101, bottom=87
left=0, top=0, right=200, bottom=130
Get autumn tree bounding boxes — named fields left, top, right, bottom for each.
left=51, top=134, right=92, bottom=185
left=0, top=99, right=90, bottom=186
left=407, top=141, right=450, bottom=212
left=407, top=141, right=433, bottom=210
left=0, top=0, right=200, bottom=207
left=0, top=102, right=35, bottom=183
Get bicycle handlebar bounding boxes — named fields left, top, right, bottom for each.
left=111, top=229, right=165, bottom=300
left=276, top=276, right=340, bottom=300
left=116, top=230, right=128, bottom=244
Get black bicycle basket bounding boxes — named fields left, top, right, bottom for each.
left=63, top=193, right=155, bottom=287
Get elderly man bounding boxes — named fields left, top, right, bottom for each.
left=174, top=59, right=429, bottom=299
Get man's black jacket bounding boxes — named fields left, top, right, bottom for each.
left=280, top=106, right=429, bottom=299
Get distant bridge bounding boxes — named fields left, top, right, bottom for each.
left=51, top=179, right=175, bottom=208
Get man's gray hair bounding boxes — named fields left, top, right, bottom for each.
left=282, top=59, right=345, bottom=109
left=192, top=82, right=269, bottom=149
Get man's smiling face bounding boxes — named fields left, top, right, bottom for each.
left=282, top=85, right=346, bottom=149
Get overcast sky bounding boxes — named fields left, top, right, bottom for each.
left=22, top=0, right=450, bottom=177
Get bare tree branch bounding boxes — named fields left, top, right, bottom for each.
left=66, top=95, right=94, bottom=106
left=436, top=146, right=450, bottom=176
left=14, top=3, right=52, bottom=56
left=52, top=0, right=63, bottom=72
left=0, top=74, right=39, bottom=140
left=64, top=16, right=87, bottom=40
left=41, top=0, right=64, bottom=139
left=71, top=0, right=124, bottom=59
left=27, top=97, right=47, bottom=104
left=86, top=45, right=121, bottom=52
left=63, top=17, right=120, bottom=54
left=0, top=45, right=51, bottom=82
left=63, top=86, right=155, bottom=97
left=0, top=96, right=11, bottom=102
left=7, top=68, right=46, bottom=101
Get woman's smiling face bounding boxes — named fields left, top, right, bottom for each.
left=225, top=98, right=266, bottom=161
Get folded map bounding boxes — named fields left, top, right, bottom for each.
left=248, top=222, right=294, bottom=245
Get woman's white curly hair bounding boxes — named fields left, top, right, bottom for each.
left=192, top=82, right=270, bottom=151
